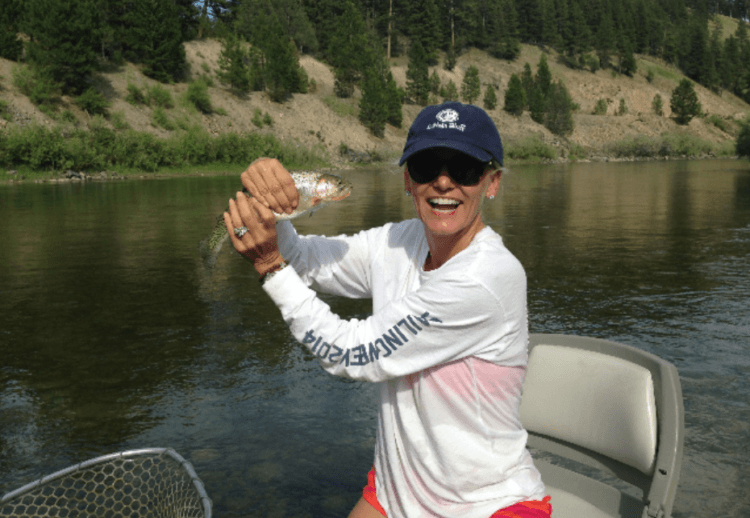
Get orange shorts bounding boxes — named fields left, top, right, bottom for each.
left=363, top=467, right=552, bottom=518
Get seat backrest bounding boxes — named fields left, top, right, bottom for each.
left=520, top=344, right=658, bottom=474
left=519, top=334, right=684, bottom=518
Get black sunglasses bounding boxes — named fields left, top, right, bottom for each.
left=406, top=151, right=490, bottom=186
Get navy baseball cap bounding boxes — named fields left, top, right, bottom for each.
left=399, top=102, right=504, bottom=167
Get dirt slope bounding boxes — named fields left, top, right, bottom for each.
left=1, top=39, right=748, bottom=167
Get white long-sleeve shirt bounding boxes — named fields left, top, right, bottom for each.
left=263, top=219, right=545, bottom=518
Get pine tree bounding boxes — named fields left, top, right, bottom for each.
left=670, top=79, right=702, bottom=125
left=528, top=84, right=546, bottom=124
left=596, top=13, right=615, bottom=69
left=237, top=0, right=307, bottom=101
left=406, top=41, right=430, bottom=105
left=24, top=0, right=100, bottom=95
left=265, top=21, right=304, bottom=101
left=483, top=84, right=497, bottom=110
left=535, top=54, right=552, bottom=98
left=504, top=73, right=526, bottom=116
left=737, top=117, right=750, bottom=159
left=0, top=0, right=23, bottom=60
left=544, top=80, right=575, bottom=136
left=359, top=65, right=388, bottom=137
left=407, top=0, right=442, bottom=64
left=429, top=70, right=441, bottom=95
left=385, top=70, right=403, bottom=128
left=327, top=1, right=371, bottom=98
left=461, top=65, right=481, bottom=104
left=126, top=0, right=187, bottom=83
left=618, top=41, right=638, bottom=77
left=217, top=34, right=250, bottom=92
left=441, top=80, right=459, bottom=101
left=520, top=63, right=534, bottom=105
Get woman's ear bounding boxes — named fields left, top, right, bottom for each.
left=486, top=169, right=502, bottom=198
left=403, top=167, right=412, bottom=195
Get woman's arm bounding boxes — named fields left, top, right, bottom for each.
left=276, top=221, right=376, bottom=299
left=263, top=263, right=527, bottom=382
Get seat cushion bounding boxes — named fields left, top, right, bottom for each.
left=545, top=486, right=616, bottom=518
left=520, top=345, right=657, bottom=474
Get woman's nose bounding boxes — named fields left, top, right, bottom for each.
left=434, top=167, right=455, bottom=189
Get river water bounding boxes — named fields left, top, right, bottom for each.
left=1, top=159, right=749, bottom=517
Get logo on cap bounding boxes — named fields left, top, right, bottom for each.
left=436, top=109, right=459, bottom=123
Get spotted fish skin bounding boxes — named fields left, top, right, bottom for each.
left=199, top=172, right=352, bottom=269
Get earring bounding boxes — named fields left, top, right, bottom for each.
left=405, top=191, right=411, bottom=196
left=488, top=195, right=495, bottom=200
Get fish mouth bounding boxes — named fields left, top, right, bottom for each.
left=428, top=197, right=460, bottom=213
left=330, top=190, right=352, bottom=202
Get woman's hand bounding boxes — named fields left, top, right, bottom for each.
left=241, top=158, right=298, bottom=216
left=223, top=191, right=285, bottom=277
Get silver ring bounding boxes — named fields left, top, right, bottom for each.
left=234, top=226, right=248, bottom=238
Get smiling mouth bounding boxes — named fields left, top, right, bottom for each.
left=428, top=198, right=460, bottom=213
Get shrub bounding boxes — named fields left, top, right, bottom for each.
left=251, top=108, right=264, bottom=128
left=607, top=133, right=719, bottom=158
left=736, top=118, right=750, bottom=158
left=126, top=84, right=148, bottom=105
left=110, top=110, right=130, bottom=130
left=75, top=88, right=110, bottom=116
left=0, top=99, right=11, bottom=121
left=616, top=98, right=628, bottom=116
left=186, top=79, right=212, bottom=113
left=148, top=84, right=174, bottom=109
left=593, top=99, right=608, bottom=115
left=60, top=110, right=77, bottom=123
left=505, top=135, right=557, bottom=161
left=0, top=124, right=328, bottom=172
left=262, top=112, right=273, bottom=126
left=13, top=65, right=59, bottom=106
left=151, top=107, right=176, bottom=130
left=706, top=114, right=731, bottom=134
left=652, top=94, right=664, bottom=116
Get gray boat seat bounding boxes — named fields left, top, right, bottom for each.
left=519, top=334, right=684, bottom=518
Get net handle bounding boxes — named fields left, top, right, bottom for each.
left=1, top=447, right=212, bottom=518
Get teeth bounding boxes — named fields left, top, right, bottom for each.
left=429, top=198, right=459, bottom=206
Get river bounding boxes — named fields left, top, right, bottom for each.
left=1, top=159, right=749, bottom=517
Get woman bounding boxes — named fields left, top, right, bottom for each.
left=224, top=102, right=551, bottom=518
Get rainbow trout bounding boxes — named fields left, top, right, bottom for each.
left=200, top=171, right=353, bottom=269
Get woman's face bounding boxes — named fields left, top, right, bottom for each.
left=404, top=148, right=501, bottom=240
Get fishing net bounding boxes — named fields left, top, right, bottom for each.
left=0, top=448, right=212, bottom=518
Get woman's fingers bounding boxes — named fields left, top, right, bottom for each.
left=241, top=158, right=298, bottom=215
left=224, top=193, right=282, bottom=271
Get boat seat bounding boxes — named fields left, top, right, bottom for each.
left=519, top=334, right=684, bottom=518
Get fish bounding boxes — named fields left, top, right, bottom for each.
left=199, top=171, right=353, bottom=269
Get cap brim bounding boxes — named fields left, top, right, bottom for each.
left=399, top=139, right=494, bottom=166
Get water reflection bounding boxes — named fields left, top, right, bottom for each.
left=1, top=160, right=749, bottom=517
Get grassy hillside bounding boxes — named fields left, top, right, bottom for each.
left=1, top=37, right=748, bottom=176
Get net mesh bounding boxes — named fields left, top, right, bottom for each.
left=1, top=448, right=211, bottom=518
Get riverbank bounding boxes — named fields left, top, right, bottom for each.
left=1, top=39, right=748, bottom=183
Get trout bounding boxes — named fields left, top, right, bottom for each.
left=199, top=171, right=353, bottom=269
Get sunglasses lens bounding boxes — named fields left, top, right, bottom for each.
left=407, top=152, right=488, bottom=186
left=450, top=157, right=486, bottom=185
left=407, top=155, right=440, bottom=184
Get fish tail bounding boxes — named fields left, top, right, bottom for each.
left=199, top=215, right=230, bottom=269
